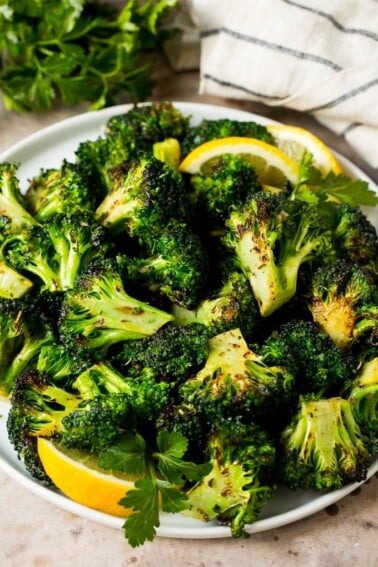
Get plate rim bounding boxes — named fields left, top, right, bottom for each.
left=0, top=101, right=377, bottom=540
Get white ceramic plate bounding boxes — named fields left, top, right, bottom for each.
left=0, top=102, right=377, bottom=539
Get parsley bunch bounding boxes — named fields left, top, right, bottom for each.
left=0, top=0, right=177, bottom=112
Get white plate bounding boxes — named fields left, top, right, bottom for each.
left=0, top=102, right=377, bottom=539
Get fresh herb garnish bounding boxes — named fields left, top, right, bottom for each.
left=99, top=430, right=211, bottom=547
left=0, top=0, right=177, bottom=112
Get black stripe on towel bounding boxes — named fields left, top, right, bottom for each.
left=201, top=28, right=343, bottom=71
left=203, top=73, right=289, bottom=100
left=282, top=0, right=378, bottom=42
left=306, top=78, right=378, bottom=112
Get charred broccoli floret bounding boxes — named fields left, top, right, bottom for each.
left=223, top=192, right=333, bottom=317
left=181, top=118, right=274, bottom=155
left=180, top=328, right=296, bottom=423
left=0, top=162, right=36, bottom=231
left=111, top=323, right=210, bottom=383
left=4, top=213, right=109, bottom=292
left=95, top=156, right=189, bottom=238
left=172, top=271, right=261, bottom=340
left=124, top=220, right=208, bottom=308
left=186, top=421, right=277, bottom=538
left=334, top=203, right=378, bottom=276
left=348, top=358, right=378, bottom=449
left=279, top=396, right=372, bottom=491
left=188, top=153, right=262, bottom=227
left=309, top=260, right=378, bottom=348
left=274, top=320, right=356, bottom=394
left=25, top=161, right=96, bottom=220
left=106, top=102, right=189, bottom=150
left=59, top=258, right=173, bottom=354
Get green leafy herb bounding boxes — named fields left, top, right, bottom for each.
left=99, top=430, right=211, bottom=547
left=293, top=153, right=378, bottom=210
left=0, top=0, right=178, bottom=112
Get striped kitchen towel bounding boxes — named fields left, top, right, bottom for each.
left=187, top=0, right=378, bottom=168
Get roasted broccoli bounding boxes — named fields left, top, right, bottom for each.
left=4, top=213, right=109, bottom=292
left=95, top=156, right=189, bottom=238
left=180, top=328, right=296, bottom=423
left=59, top=258, right=173, bottom=354
left=348, top=357, right=378, bottom=449
left=181, top=118, right=274, bottom=155
left=223, top=192, right=333, bottom=317
left=106, top=102, right=189, bottom=150
left=279, top=396, right=372, bottom=491
left=124, top=220, right=208, bottom=308
left=334, top=203, right=378, bottom=276
left=188, top=153, right=262, bottom=227
left=111, top=323, right=210, bottom=383
left=172, top=270, right=261, bottom=340
left=273, top=320, right=356, bottom=394
left=25, top=161, right=96, bottom=221
left=309, top=260, right=378, bottom=349
left=186, top=421, right=277, bottom=538
left=0, top=162, right=36, bottom=231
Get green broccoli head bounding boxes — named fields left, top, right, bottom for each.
left=348, top=358, right=378, bottom=450
left=188, top=153, right=262, bottom=226
left=106, top=102, right=189, bottom=150
left=279, top=396, right=372, bottom=491
left=334, top=204, right=378, bottom=275
left=95, top=156, right=189, bottom=238
left=111, top=323, right=210, bottom=383
left=275, top=320, right=356, bottom=394
left=223, top=192, right=334, bottom=317
left=186, top=421, right=277, bottom=538
left=181, top=118, right=274, bottom=155
left=180, top=328, right=296, bottom=423
left=25, top=161, right=96, bottom=221
left=59, top=258, right=174, bottom=355
left=125, top=220, right=208, bottom=308
left=0, top=162, right=36, bottom=232
left=4, top=213, right=110, bottom=292
left=309, top=260, right=378, bottom=348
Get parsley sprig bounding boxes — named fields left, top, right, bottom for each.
left=0, top=0, right=177, bottom=112
left=292, top=153, right=378, bottom=213
left=99, top=431, right=211, bottom=547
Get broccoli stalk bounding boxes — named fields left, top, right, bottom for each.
left=280, top=396, right=372, bottom=491
left=224, top=193, right=333, bottom=316
left=349, top=357, right=378, bottom=446
left=186, top=422, right=277, bottom=538
left=60, top=259, right=173, bottom=353
left=0, top=260, right=33, bottom=299
left=0, top=162, right=36, bottom=231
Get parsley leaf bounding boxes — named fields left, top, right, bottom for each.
left=120, top=476, right=160, bottom=548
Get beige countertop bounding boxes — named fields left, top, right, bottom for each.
left=0, top=66, right=377, bottom=567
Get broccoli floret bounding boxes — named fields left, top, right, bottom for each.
left=0, top=162, right=36, bottom=231
left=124, top=220, right=208, bottom=308
left=106, top=102, right=189, bottom=150
left=25, top=161, right=96, bottom=221
left=279, top=396, right=372, bottom=491
left=59, top=258, right=173, bottom=354
left=348, top=358, right=378, bottom=449
left=75, top=133, right=131, bottom=198
left=172, top=271, right=261, bottom=340
left=112, top=323, right=210, bottom=383
left=275, top=320, right=356, bottom=394
left=95, top=156, right=189, bottom=238
left=4, top=213, right=110, bottom=292
left=223, top=193, right=333, bottom=317
left=309, top=260, right=378, bottom=349
left=180, top=328, right=296, bottom=423
left=186, top=421, right=277, bottom=538
left=0, top=299, right=55, bottom=396
left=36, top=341, right=92, bottom=384
left=334, top=204, right=378, bottom=275
left=0, top=259, right=33, bottom=299
left=181, top=118, right=274, bottom=155
left=188, top=153, right=262, bottom=227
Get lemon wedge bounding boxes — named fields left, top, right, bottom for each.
left=179, top=136, right=299, bottom=187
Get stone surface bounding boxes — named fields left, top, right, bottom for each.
left=0, top=65, right=376, bottom=566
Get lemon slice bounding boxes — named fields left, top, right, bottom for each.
left=38, top=437, right=139, bottom=517
left=267, top=124, right=342, bottom=175
left=179, top=136, right=299, bottom=187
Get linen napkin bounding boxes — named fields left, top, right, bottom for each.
left=184, top=0, right=378, bottom=169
